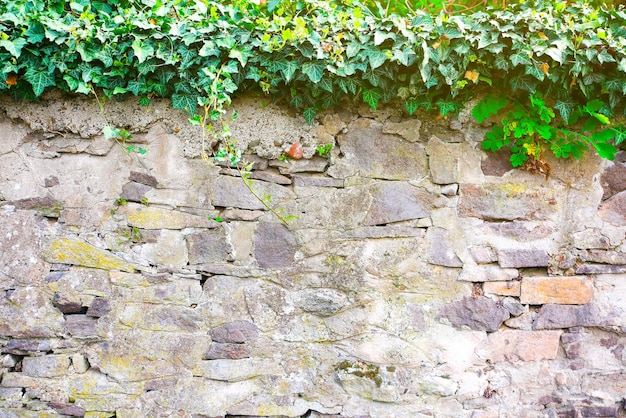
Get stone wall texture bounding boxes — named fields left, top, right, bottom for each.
left=1, top=93, right=626, bottom=418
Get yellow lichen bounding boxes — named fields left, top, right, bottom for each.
left=43, top=238, right=136, bottom=272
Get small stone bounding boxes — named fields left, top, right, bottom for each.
left=520, top=276, right=592, bottom=305
left=576, top=264, right=626, bottom=274
left=426, top=136, right=460, bottom=185
left=483, top=281, right=521, bottom=297
left=286, top=141, right=303, bottom=159
left=439, top=296, right=510, bottom=332
left=478, top=330, right=562, bottom=363
left=600, top=152, right=626, bottom=200
left=66, top=315, right=99, bottom=337
left=1, top=354, right=19, bottom=367
left=253, top=222, right=298, bottom=269
left=72, top=353, right=90, bottom=374
left=497, top=248, right=550, bottom=268
left=250, top=170, right=292, bottom=185
left=120, top=181, right=152, bottom=203
left=44, top=175, right=60, bottom=187
left=458, top=265, right=518, bottom=282
left=469, top=246, right=498, bottom=264
left=22, top=355, right=71, bottom=378
left=504, top=311, right=536, bottom=330
left=296, top=288, right=348, bottom=316
left=52, top=294, right=84, bottom=314
left=427, top=227, right=463, bottom=267
left=48, top=402, right=86, bottom=417
left=382, top=118, right=421, bottom=142
left=6, top=339, right=52, bottom=354
left=86, top=297, right=111, bottom=317
left=209, top=321, right=259, bottom=343
left=129, top=171, right=158, bottom=187
left=501, top=297, right=525, bottom=316
left=203, top=342, right=251, bottom=360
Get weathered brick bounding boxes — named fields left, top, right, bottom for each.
left=483, top=281, right=521, bottom=297
left=478, top=330, right=562, bottom=363
left=520, top=276, right=592, bottom=305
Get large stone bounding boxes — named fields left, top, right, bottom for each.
left=533, top=304, right=606, bottom=330
left=382, top=118, right=421, bottom=143
left=66, top=315, right=99, bottom=337
left=600, top=151, right=626, bottom=200
left=137, top=229, right=188, bottom=271
left=598, top=190, right=626, bottom=226
left=0, top=210, right=51, bottom=288
left=43, top=238, right=136, bottom=272
left=426, top=227, right=463, bottom=267
left=520, top=276, right=593, bottom=305
left=458, top=183, right=558, bottom=221
left=0, top=287, right=65, bottom=337
left=22, top=355, right=71, bottom=378
left=439, top=296, right=510, bottom=332
left=335, top=118, right=428, bottom=180
left=123, top=203, right=217, bottom=229
left=477, top=330, right=562, bottom=363
left=186, top=228, right=233, bottom=264
left=363, top=182, right=433, bottom=226
left=209, top=321, right=259, bottom=343
left=581, top=372, right=626, bottom=401
left=193, top=358, right=283, bottom=381
left=253, top=222, right=298, bottom=269
left=211, top=175, right=295, bottom=211
left=426, top=136, right=460, bottom=184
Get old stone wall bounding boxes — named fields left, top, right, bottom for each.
left=1, top=93, right=626, bottom=418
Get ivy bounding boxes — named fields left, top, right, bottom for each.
left=1, top=0, right=626, bottom=168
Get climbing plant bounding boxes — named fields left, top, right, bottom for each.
left=1, top=0, right=626, bottom=173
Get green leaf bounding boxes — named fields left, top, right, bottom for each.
left=593, top=142, right=617, bottom=160
left=472, top=95, right=507, bottom=123
left=23, top=68, right=56, bottom=96
left=132, top=38, right=155, bottom=64
left=103, top=126, right=119, bottom=140
left=367, top=47, right=387, bottom=70
left=267, top=0, right=282, bottom=13
left=363, top=89, right=382, bottom=110
left=301, top=62, right=325, bottom=83
left=0, top=38, right=27, bottom=58
left=404, top=98, right=419, bottom=115
left=280, top=60, right=299, bottom=83
left=554, top=99, right=576, bottom=124
left=510, top=151, right=528, bottom=167
left=172, top=93, right=198, bottom=114
left=303, top=107, right=316, bottom=125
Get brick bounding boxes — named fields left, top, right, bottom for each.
left=483, top=281, right=521, bottom=297
left=520, top=276, right=592, bottom=305
left=478, top=330, right=562, bottom=363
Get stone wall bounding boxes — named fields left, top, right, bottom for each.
left=1, top=93, right=626, bottom=418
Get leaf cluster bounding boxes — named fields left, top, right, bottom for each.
left=1, top=0, right=626, bottom=164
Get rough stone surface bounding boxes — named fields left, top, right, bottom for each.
left=478, top=330, right=562, bottom=363
left=520, top=276, right=593, bottom=305
left=2, top=96, right=626, bottom=418
left=440, top=296, right=510, bottom=331
left=253, top=222, right=298, bottom=269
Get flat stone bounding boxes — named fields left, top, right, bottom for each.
left=335, top=118, right=428, bottom=180
left=484, top=221, right=555, bottom=241
left=458, top=183, right=558, bottom=221
left=469, top=246, right=498, bottom=264
left=193, top=358, right=283, bottom=381
left=426, top=227, right=463, bottom=267
left=598, top=190, right=626, bottom=226
left=211, top=175, right=296, bottom=210
left=87, top=297, right=111, bottom=317
left=253, top=222, right=298, bottom=269
left=138, top=229, right=189, bottom=271
left=123, top=203, right=218, bottom=229
left=9, top=196, right=63, bottom=218
left=426, top=136, right=460, bottom=184
left=581, top=372, right=626, bottom=401
left=481, top=149, right=514, bottom=177
left=129, top=171, right=158, bottom=187
left=0, top=287, right=65, bottom=338
left=209, top=321, right=259, bottom=343
left=576, top=264, right=626, bottom=274
left=458, top=265, right=518, bottom=282
left=221, top=208, right=265, bottom=221
left=250, top=169, right=292, bottom=185
left=22, top=355, right=71, bottom=378
left=478, top=330, right=562, bottom=363
left=581, top=250, right=626, bottom=264
left=48, top=402, right=86, bottom=417
left=296, top=288, right=348, bottom=316
left=186, top=228, right=233, bottom=264
left=273, top=156, right=329, bottom=174
left=505, top=311, right=536, bottom=330
left=521, top=276, right=593, bottom=305
left=5, top=339, right=52, bottom=354
left=293, top=175, right=344, bottom=188
left=363, top=182, right=433, bottom=226
left=497, top=248, right=550, bottom=268
left=203, top=343, right=251, bottom=360
left=533, top=304, right=605, bottom=330
left=343, top=226, right=426, bottom=239
left=43, top=238, right=136, bottom=272
left=571, top=229, right=611, bottom=250
left=66, top=315, right=99, bottom=337
left=483, top=281, right=521, bottom=297
left=382, top=118, right=421, bottom=142
left=120, top=182, right=152, bottom=203
left=439, top=296, right=510, bottom=332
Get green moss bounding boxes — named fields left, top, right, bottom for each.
left=336, top=360, right=383, bottom=388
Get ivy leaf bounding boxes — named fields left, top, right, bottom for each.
left=303, top=107, right=316, bottom=125
left=363, top=89, right=382, bottom=110
left=0, top=38, right=27, bottom=58
left=509, top=75, right=536, bottom=93
left=554, top=99, right=576, bottom=124
left=437, top=100, right=457, bottom=117
left=337, top=78, right=359, bottom=95
left=302, top=62, right=325, bottom=83
left=366, top=47, right=387, bottom=70
left=267, top=0, right=282, bottom=13
left=404, top=98, right=419, bottom=115
left=280, top=60, right=299, bottom=83
left=229, top=47, right=252, bottom=67
left=23, top=68, right=56, bottom=96
left=132, top=38, right=155, bottom=63
left=172, top=93, right=198, bottom=114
